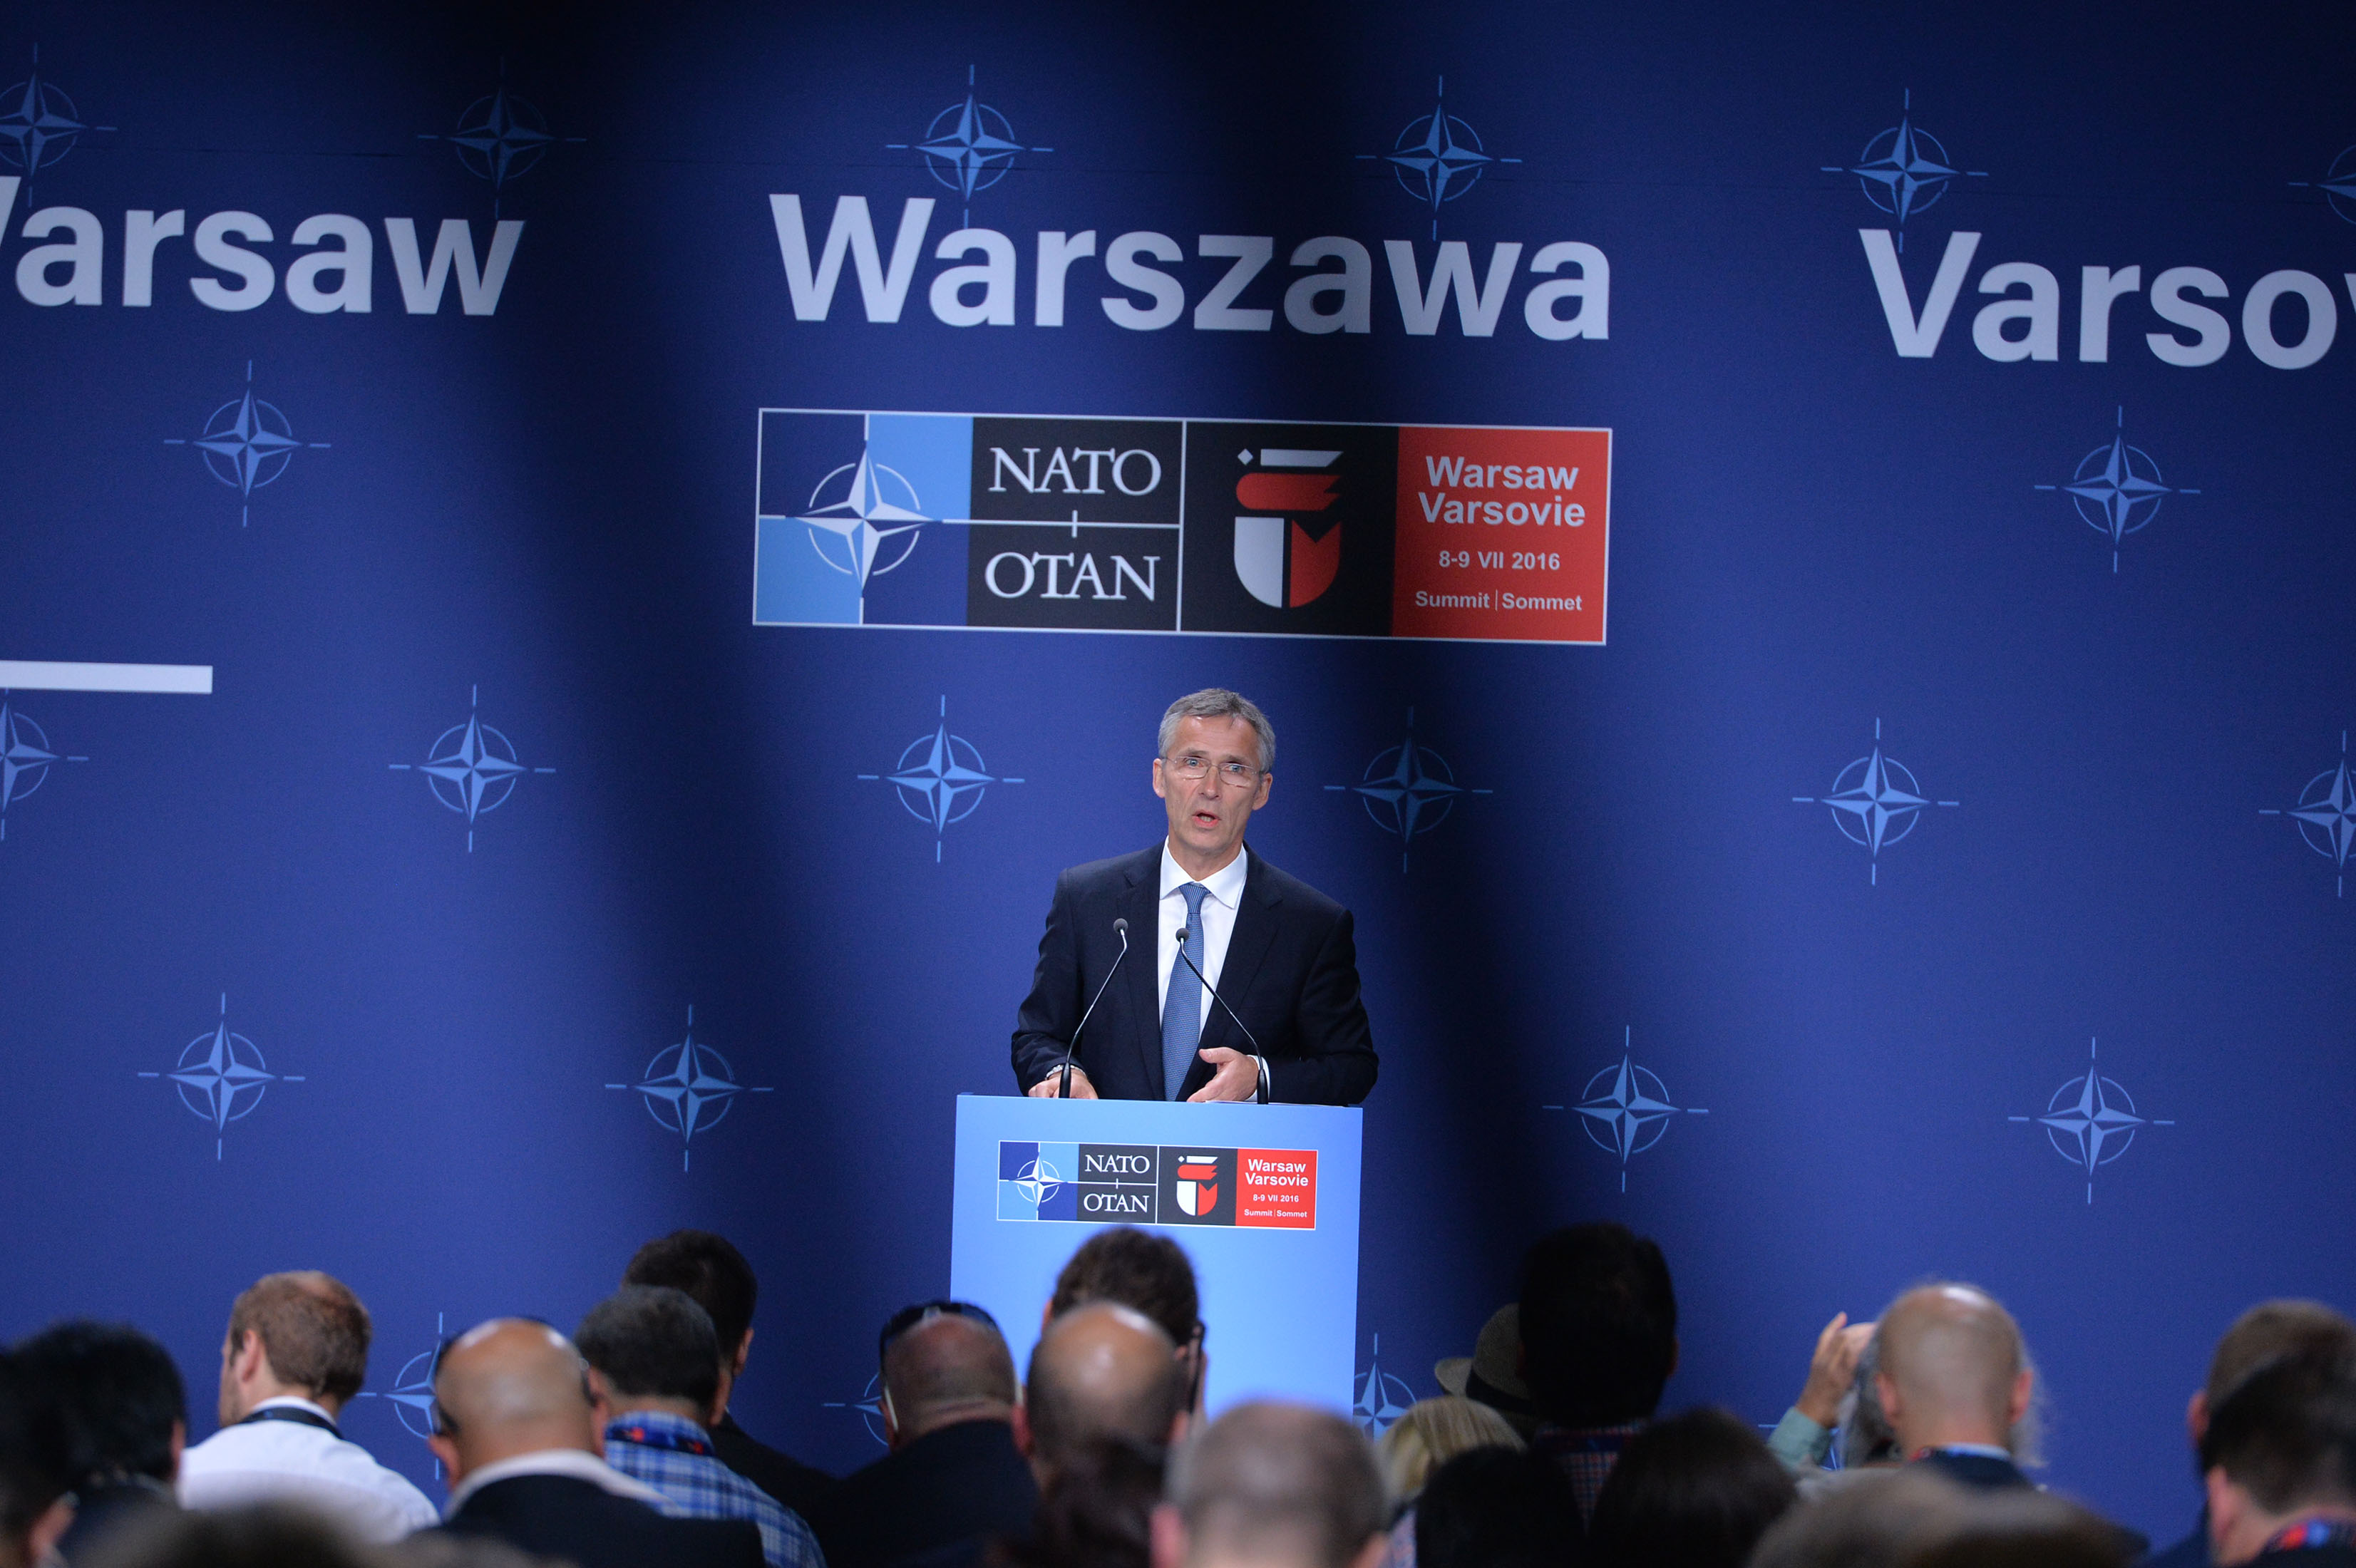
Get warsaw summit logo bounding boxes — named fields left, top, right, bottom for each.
left=138, top=994, right=303, bottom=1162
left=997, top=1141, right=1317, bottom=1229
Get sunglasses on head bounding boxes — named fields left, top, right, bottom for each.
left=878, top=1299, right=999, bottom=1362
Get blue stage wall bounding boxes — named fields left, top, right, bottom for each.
left=4, top=0, right=2355, bottom=1540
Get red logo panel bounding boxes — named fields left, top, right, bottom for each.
left=1235, top=1148, right=1318, bottom=1229
left=1390, top=425, right=1610, bottom=643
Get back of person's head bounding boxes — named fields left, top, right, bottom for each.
left=1748, top=1469, right=1979, bottom=1568
left=0, top=1353, right=73, bottom=1568
left=574, top=1286, right=720, bottom=1413
left=1166, top=1403, right=1386, bottom=1568
left=1000, top=1438, right=1166, bottom=1568
left=1841, top=1331, right=1902, bottom=1468
left=1374, top=1397, right=1522, bottom=1510
left=2206, top=1302, right=2356, bottom=1416
left=1052, top=1230, right=1202, bottom=1353
left=1518, top=1223, right=1677, bottom=1426
left=882, top=1305, right=1017, bottom=1443
left=1900, top=1490, right=2129, bottom=1568
left=225, top=1274, right=371, bottom=1405
left=622, top=1231, right=759, bottom=1361
left=427, top=1319, right=598, bottom=1475
left=1876, top=1282, right=2035, bottom=1459
left=1412, top=1446, right=1580, bottom=1568
left=74, top=1505, right=388, bottom=1568
left=15, top=1321, right=186, bottom=1489
left=1029, top=1304, right=1183, bottom=1465
left=1585, top=1407, right=1795, bottom=1568
left=2200, top=1343, right=2356, bottom=1517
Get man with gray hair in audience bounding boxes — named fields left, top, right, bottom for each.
left=1151, top=1403, right=1388, bottom=1568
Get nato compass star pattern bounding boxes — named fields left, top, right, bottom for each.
left=0, top=698, right=88, bottom=842
left=2034, top=408, right=2198, bottom=574
left=0, top=48, right=115, bottom=172
left=1358, top=77, right=1521, bottom=239
left=2262, top=731, right=2356, bottom=898
left=418, top=66, right=583, bottom=215
left=138, top=994, right=304, bottom=1162
left=858, top=696, right=1024, bottom=862
left=824, top=1375, right=889, bottom=1448
left=1820, top=90, right=1986, bottom=253
left=606, top=1006, right=773, bottom=1172
left=163, top=363, right=331, bottom=527
left=1793, top=719, right=1960, bottom=885
left=888, top=66, right=1050, bottom=224
left=356, top=1314, right=448, bottom=1475
left=1352, top=1336, right=1417, bottom=1436
left=1324, top=709, right=1493, bottom=872
left=2290, top=144, right=2356, bottom=226
left=1544, top=1028, right=1708, bottom=1194
left=2008, top=1038, right=2172, bottom=1205
left=387, top=686, right=556, bottom=852
left=799, top=448, right=932, bottom=587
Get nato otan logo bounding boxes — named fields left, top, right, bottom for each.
left=1325, top=708, right=1493, bottom=872
left=1352, top=1335, right=1416, bottom=1436
left=606, top=1006, right=773, bottom=1172
left=2261, top=731, right=2356, bottom=898
left=419, top=69, right=583, bottom=216
left=0, top=46, right=115, bottom=172
left=355, top=1313, right=448, bottom=1476
left=858, top=696, right=1024, bottom=862
left=1820, top=89, right=1986, bottom=252
left=888, top=65, right=1049, bottom=225
left=138, top=994, right=302, bottom=1161
left=2008, top=1038, right=2172, bottom=1205
left=388, top=686, right=556, bottom=852
left=0, top=696, right=88, bottom=842
left=163, top=362, right=331, bottom=527
left=1545, top=1028, right=1707, bottom=1194
left=1360, top=77, right=1521, bottom=240
left=1794, top=720, right=1960, bottom=885
left=824, top=1375, right=889, bottom=1449
left=2032, top=407, right=2199, bottom=574
left=2290, top=143, right=2356, bottom=226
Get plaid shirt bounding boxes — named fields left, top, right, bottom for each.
left=1531, top=1422, right=1644, bottom=1523
left=605, top=1411, right=827, bottom=1568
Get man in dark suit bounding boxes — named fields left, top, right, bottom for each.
left=424, top=1318, right=764, bottom=1568
left=2201, top=1345, right=2356, bottom=1565
left=1011, top=688, right=1377, bottom=1105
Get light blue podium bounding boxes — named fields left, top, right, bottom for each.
left=950, top=1094, right=1364, bottom=1415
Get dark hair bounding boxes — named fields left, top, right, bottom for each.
left=1518, top=1224, right=1677, bottom=1425
left=1171, top=1403, right=1386, bottom=1568
left=226, top=1274, right=371, bottom=1405
left=993, top=1438, right=1166, bottom=1568
left=1050, top=1229, right=1200, bottom=1350
left=1903, top=1490, right=2131, bottom=1568
left=1586, top=1408, right=1795, bottom=1568
left=2200, top=1344, right=2356, bottom=1513
left=575, top=1287, right=721, bottom=1410
left=2207, top=1302, right=2356, bottom=1409
left=78, top=1502, right=390, bottom=1568
left=0, top=1352, right=73, bottom=1547
left=623, top=1232, right=759, bottom=1356
left=1414, top=1447, right=1582, bottom=1568
left=15, top=1321, right=187, bottom=1487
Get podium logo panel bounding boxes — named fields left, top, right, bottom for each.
left=994, top=1140, right=1315, bottom=1228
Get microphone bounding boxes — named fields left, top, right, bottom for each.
left=1059, top=917, right=1128, bottom=1097
left=1172, top=927, right=1269, bottom=1105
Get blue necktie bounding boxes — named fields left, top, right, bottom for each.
left=1162, top=882, right=1210, bottom=1100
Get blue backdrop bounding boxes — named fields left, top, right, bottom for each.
left=4, top=0, right=2354, bottom=1543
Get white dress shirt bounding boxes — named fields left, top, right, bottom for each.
left=178, top=1396, right=441, bottom=1542
left=443, top=1446, right=671, bottom=1516
left=1156, top=842, right=1250, bottom=1034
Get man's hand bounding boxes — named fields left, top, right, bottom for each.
left=1186, top=1047, right=1260, bottom=1103
left=1027, top=1066, right=1099, bottom=1099
left=1795, top=1311, right=1876, bottom=1428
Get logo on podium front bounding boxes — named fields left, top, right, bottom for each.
left=995, top=1140, right=1314, bottom=1229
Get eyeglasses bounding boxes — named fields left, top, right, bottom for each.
left=878, top=1299, right=999, bottom=1362
left=1164, top=754, right=1260, bottom=785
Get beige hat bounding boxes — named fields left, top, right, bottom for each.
left=1434, top=1304, right=1540, bottom=1435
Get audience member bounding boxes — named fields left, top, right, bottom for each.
left=16, top=1321, right=186, bottom=1562
left=74, top=1503, right=391, bottom=1568
left=627, top=1230, right=838, bottom=1517
left=424, top=1318, right=763, bottom=1568
left=1874, top=1283, right=2038, bottom=1491
left=1375, top=1397, right=1523, bottom=1515
left=1768, top=1312, right=1878, bottom=1476
left=1411, top=1447, right=1579, bottom=1568
left=2198, top=1345, right=2356, bottom=1565
left=1518, top=1222, right=1677, bottom=1520
left=2150, top=1302, right=2356, bottom=1568
left=575, top=1286, right=823, bottom=1568
left=1840, top=1332, right=1903, bottom=1472
left=808, top=1303, right=1034, bottom=1568
left=994, top=1439, right=1165, bottom=1568
left=1017, top=1304, right=1186, bottom=1487
left=0, top=1349, right=77, bottom=1568
left=1432, top=1309, right=1540, bottom=1440
left=1585, top=1408, right=1795, bottom=1568
left=1748, top=1469, right=1979, bottom=1568
left=1903, top=1490, right=2131, bottom=1568
left=175, top=1273, right=436, bottom=1542
left=1153, top=1403, right=1386, bottom=1568
left=1046, top=1232, right=1205, bottom=1418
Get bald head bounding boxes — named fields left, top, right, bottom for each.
left=1029, top=1303, right=1184, bottom=1470
left=1876, top=1284, right=2031, bottom=1456
left=883, top=1311, right=1017, bottom=1448
left=1165, top=1402, right=1386, bottom=1568
left=427, top=1319, right=599, bottom=1480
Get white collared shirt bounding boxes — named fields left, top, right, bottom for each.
left=178, top=1396, right=441, bottom=1542
left=1156, top=842, right=1249, bottom=1028
left=444, top=1446, right=672, bottom=1517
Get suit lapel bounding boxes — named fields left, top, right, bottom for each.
left=1200, top=849, right=1281, bottom=1058
left=1118, top=851, right=1166, bottom=1098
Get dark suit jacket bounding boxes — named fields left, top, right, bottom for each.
left=435, top=1472, right=766, bottom=1568
left=713, top=1411, right=837, bottom=1521
left=1009, top=845, right=1378, bottom=1103
left=1915, top=1450, right=2035, bottom=1492
left=56, top=1481, right=175, bottom=1564
left=806, top=1418, right=1036, bottom=1568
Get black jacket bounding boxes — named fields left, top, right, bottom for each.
left=713, top=1411, right=837, bottom=1521
left=1010, top=847, right=1378, bottom=1103
left=807, top=1418, right=1036, bottom=1568
left=434, top=1472, right=766, bottom=1568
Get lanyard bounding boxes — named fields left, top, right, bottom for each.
left=2262, top=1521, right=2356, bottom=1554
left=239, top=1406, right=340, bottom=1437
